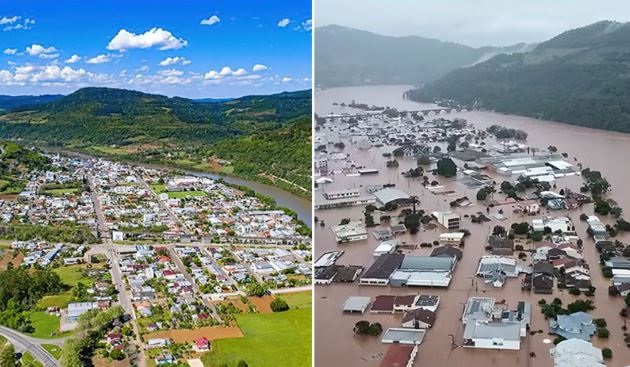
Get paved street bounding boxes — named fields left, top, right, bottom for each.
left=0, top=326, right=59, bottom=367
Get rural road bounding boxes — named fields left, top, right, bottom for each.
left=0, top=326, right=59, bottom=367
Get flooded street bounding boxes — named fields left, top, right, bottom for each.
left=314, top=85, right=630, bottom=367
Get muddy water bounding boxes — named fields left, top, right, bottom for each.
left=314, top=86, right=630, bottom=367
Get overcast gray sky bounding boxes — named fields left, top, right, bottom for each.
left=315, top=0, right=630, bottom=47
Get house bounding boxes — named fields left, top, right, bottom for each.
left=392, top=295, right=416, bottom=313
left=147, top=338, right=172, bottom=349
left=532, top=274, right=554, bottom=294
left=360, top=253, right=405, bottom=286
left=381, top=328, right=425, bottom=345
left=462, top=322, right=521, bottom=350
left=430, top=245, right=463, bottom=260
left=342, top=296, right=371, bottom=313
left=196, top=337, right=211, bottom=351
left=550, top=339, right=605, bottom=367
left=549, top=312, right=596, bottom=341
left=487, top=236, right=514, bottom=256
left=155, top=354, right=175, bottom=365
left=476, top=256, right=518, bottom=287
left=373, top=240, right=398, bottom=257
left=412, top=295, right=440, bottom=312
left=401, top=308, right=436, bottom=329
left=371, top=295, right=395, bottom=314
left=389, top=256, right=456, bottom=288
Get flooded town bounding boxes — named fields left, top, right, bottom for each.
left=314, top=85, right=630, bottom=367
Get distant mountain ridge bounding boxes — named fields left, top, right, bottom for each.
left=0, top=87, right=312, bottom=196
left=315, top=25, right=535, bottom=87
left=0, top=94, right=64, bottom=111
left=408, top=20, right=630, bottom=133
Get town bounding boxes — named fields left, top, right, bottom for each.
left=314, top=105, right=628, bottom=367
left=0, top=150, right=312, bottom=367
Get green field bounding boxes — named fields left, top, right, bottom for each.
left=149, top=184, right=167, bottom=193
left=201, top=293, right=312, bottom=367
left=28, top=311, right=61, bottom=339
left=42, top=344, right=62, bottom=359
left=21, top=352, right=44, bottom=367
left=54, top=265, right=92, bottom=287
left=278, top=291, right=312, bottom=309
left=44, top=188, right=80, bottom=196
left=37, top=293, right=73, bottom=309
left=167, top=191, right=206, bottom=199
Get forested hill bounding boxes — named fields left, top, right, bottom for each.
left=315, top=25, right=534, bottom=87
left=407, top=21, right=630, bottom=133
left=0, top=87, right=312, bottom=196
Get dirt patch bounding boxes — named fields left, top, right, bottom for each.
left=248, top=295, right=274, bottom=314
left=92, top=356, right=130, bottom=367
left=0, top=251, right=23, bottom=270
left=144, top=325, right=244, bottom=343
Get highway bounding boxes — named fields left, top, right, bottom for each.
left=0, top=326, right=59, bottom=367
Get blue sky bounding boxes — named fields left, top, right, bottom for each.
left=0, top=0, right=312, bottom=98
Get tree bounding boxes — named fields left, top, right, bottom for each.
left=270, top=297, right=290, bottom=312
left=404, top=213, right=421, bottom=234
left=109, top=349, right=125, bottom=361
left=512, top=222, right=530, bottom=235
left=353, top=320, right=371, bottom=334
left=0, top=344, right=15, bottom=367
left=246, top=282, right=269, bottom=297
left=492, top=225, right=507, bottom=237
left=237, top=361, right=249, bottom=367
left=602, top=348, right=613, bottom=359
left=436, top=158, right=457, bottom=178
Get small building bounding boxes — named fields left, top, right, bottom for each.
left=371, top=295, right=395, bottom=314
left=431, top=211, right=460, bottom=229
left=373, top=188, right=413, bottom=207
left=401, top=308, right=436, bottom=329
left=373, top=240, right=398, bottom=257
left=332, top=221, right=368, bottom=243
left=549, top=312, right=596, bottom=341
left=463, top=322, right=521, bottom=350
left=342, top=296, right=371, bottom=314
left=431, top=245, right=463, bottom=260
left=382, top=328, right=425, bottom=345
left=67, top=302, right=98, bottom=321
left=439, top=232, right=465, bottom=244
left=360, top=253, right=405, bottom=286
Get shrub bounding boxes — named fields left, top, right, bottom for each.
left=602, top=348, right=612, bottom=359
left=270, top=297, right=290, bottom=312
left=597, top=327, right=610, bottom=338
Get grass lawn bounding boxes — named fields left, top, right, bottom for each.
left=149, top=184, right=167, bottom=193
left=201, top=300, right=311, bottom=367
left=37, top=292, right=73, bottom=309
left=21, top=352, right=44, bottom=367
left=278, top=291, right=312, bottom=309
left=44, top=188, right=80, bottom=196
left=54, top=265, right=92, bottom=287
left=27, top=312, right=61, bottom=339
left=42, top=344, right=62, bottom=359
left=167, top=191, right=206, bottom=199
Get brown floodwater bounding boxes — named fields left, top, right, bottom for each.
left=314, top=85, right=630, bottom=367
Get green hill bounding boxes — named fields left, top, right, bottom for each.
left=408, top=21, right=630, bottom=132
left=315, top=25, right=534, bottom=87
left=0, top=87, right=312, bottom=196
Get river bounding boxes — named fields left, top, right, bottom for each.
left=314, top=85, right=630, bottom=367
left=47, top=148, right=312, bottom=227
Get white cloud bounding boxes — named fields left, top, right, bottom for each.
left=204, top=66, right=249, bottom=81
left=26, top=44, right=59, bottom=59
left=277, top=18, right=290, bottom=27
left=0, top=16, right=19, bottom=25
left=86, top=54, right=111, bottom=64
left=301, top=19, right=312, bottom=31
left=157, top=69, right=184, bottom=77
left=281, top=76, right=292, bottom=82
left=107, top=27, right=188, bottom=51
left=3, top=48, right=17, bottom=55
left=204, top=70, right=220, bottom=80
left=159, top=56, right=191, bottom=66
left=65, top=54, right=81, bottom=64
left=252, top=64, right=268, bottom=72
left=200, top=15, right=221, bottom=26
left=0, top=64, right=108, bottom=86
left=2, top=16, right=35, bottom=31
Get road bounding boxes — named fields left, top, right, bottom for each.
left=0, top=326, right=59, bottom=367
left=87, top=173, right=147, bottom=367
left=136, top=174, right=190, bottom=235
left=166, top=246, right=223, bottom=323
